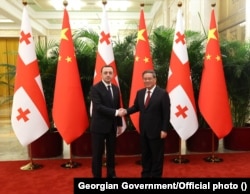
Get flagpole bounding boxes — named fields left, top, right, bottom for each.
left=172, top=137, right=189, bottom=164
left=199, top=3, right=225, bottom=163
left=20, top=144, right=43, bottom=170
left=204, top=130, right=223, bottom=163
left=61, top=143, right=81, bottom=168
left=54, top=0, right=83, bottom=169
left=59, top=0, right=82, bottom=169
left=18, top=0, right=43, bottom=171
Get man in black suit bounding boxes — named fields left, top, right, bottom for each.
left=90, top=65, right=123, bottom=178
left=121, top=69, right=171, bottom=178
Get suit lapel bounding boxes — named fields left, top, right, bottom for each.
left=144, top=87, right=158, bottom=108
left=100, top=82, right=114, bottom=106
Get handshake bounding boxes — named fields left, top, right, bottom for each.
left=117, top=108, right=127, bottom=117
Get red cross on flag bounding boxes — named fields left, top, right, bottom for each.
left=11, top=6, right=49, bottom=146
left=129, top=7, right=154, bottom=133
left=166, top=8, right=198, bottom=140
left=52, top=8, right=89, bottom=144
left=198, top=8, right=233, bottom=139
left=90, top=3, right=126, bottom=136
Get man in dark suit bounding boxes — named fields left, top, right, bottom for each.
left=90, top=65, right=123, bottom=178
left=121, top=69, right=171, bottom=178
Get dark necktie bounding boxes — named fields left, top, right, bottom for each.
left=107, top=85, right=113, bottom=99
left=145, top=91, right=151, bottom=107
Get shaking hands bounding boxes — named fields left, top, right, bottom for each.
left=117, top=108, right=127, bottom=117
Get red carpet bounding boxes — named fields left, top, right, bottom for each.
left=0, top=153, right=250, bottom=194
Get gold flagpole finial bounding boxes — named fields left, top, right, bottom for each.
left=102, top=0, right=107, bottom=6
left=211, top=3, right=216, bottom=7
left=178, top=1, right=182, bottom=7
left=63, top=0, right=68, bottom=7
left=22, top=0, right=27, bottom=6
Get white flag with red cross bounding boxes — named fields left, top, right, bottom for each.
left=166, top=8, right=198, bottom=140
left=11, top=6, right=49, bottom=146
left=90, top=3, right=126, bottom=136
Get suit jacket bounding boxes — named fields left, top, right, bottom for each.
left=127, top=86, right=171, bottom=139
left=90, top=81, right=122, bottom=134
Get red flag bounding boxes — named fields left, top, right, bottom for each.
left=52, top=8, right=89, bottom=144
left=167, top=8, right=198, bottom=140
left=198, top=8, right=233, bottom=139
left=129, top=7, right=154, bottom=133
left=11, top=6, right=49, bottom=146
left=90, top=3, right=127, bottom=136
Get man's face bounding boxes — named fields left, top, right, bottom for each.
left=101, top=66, right=113, bottom=84
left=143, top=73, right=156, bottom=89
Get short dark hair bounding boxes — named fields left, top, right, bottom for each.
left=142, top=69, right=156, bottom=78
left=101, top=65, right=114, bottom=72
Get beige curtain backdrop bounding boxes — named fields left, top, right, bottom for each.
left=0, top=38, right=18, bottom=118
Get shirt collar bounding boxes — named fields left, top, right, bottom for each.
left=147, top=85, right=156, bottom=93
left=102, top=80, right=111, bottom=87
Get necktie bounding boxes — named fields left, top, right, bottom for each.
left=145, top=90, right=151, bottom=107
left=107, top=85, right=113, bottom=99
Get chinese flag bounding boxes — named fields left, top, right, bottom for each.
left=11, top=5, right=49, bottom=146
left=52, top=8, right=89, bottom=144
left=91, top=3, right=126, bottom=136
left=198, top=8, right=233, bottom=139
left=129, top=7, right=154, bottom=133
left=167, top=8, right=198, bottom=140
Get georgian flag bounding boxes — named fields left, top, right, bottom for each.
left=11, top=6, right=49, bottom=146
left=166, top=8, right=198, bottom=140
left=90, top=3, right=126, bottom=136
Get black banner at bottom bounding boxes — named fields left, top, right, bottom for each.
left=74, top=178, right=249, bottom=193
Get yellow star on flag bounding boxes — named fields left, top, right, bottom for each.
left=208, top=28, right=217, bottom=42
left=143, top=57, right=149, bottom=63
left=216, top=55, right=221, bottom=61
left=61, top=28, right=68, bottom=40
left=137, top=29, right=146, bottom=42
left=206, top=54, right=211, bottom=60
left=65, top=56, right=72, bottom=63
